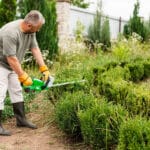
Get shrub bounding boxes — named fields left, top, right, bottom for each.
left=143, top=59, right=150, bottom=78
left=117, top=117, right=150, bottom=150
left=78, top=101, right=127, bottom=149
left=99, top=78, right=131, bottom=105
left=55, top=91, right=95, bottom=137
left=126, top=86, right=150, bottom=117
left=127, top=60, right=144, bottom=82
left=101, top=66, right=131, bottom=81
left=112, top=38, right=131, bottom=62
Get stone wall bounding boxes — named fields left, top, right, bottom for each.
left=56, top=0, right=71, bottom=53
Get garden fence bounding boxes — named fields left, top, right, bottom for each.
left=69, top=6, right=128, bottom=39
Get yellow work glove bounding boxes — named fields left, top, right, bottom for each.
left=39, top=65, right=50, bottom=82
left=18, top=72, right=33, bottom=86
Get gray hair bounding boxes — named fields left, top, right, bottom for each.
left=24, top=10, right=45, bottom=26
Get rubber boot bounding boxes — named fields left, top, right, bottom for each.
left=12, top=102, right=37, bottom=129
left=0, top=110, right=11, bottom=136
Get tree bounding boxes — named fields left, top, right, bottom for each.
left=18, top=0, right=58, bottom=60
left=0, top=0, right=16, bottom=27
left=87, top=0, right=110, bottom=51
left=101, top=17, right=111, bottom=50
left=88, top=9, right=102, bottom=43
left=123, top=0, right=147, bottom=41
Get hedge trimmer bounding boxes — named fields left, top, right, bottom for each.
left=23, top=76, right=86, bottom=93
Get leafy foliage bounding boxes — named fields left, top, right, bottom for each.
left=88, top=4, right=111, bottom=51
left=123, top=1, right=148, bottom=41
left=55, top=91, right=95, bottom=136
left=79, top=101, right=127, bottom=149
left=117, top=117, right=150, bottom=150
left=88, top=10, right=102, bottom=43
left=101, top=17, right=111, bottom=50
left=0, top=0, right=16, bottom=27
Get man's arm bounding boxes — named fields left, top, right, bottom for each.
left=7, top=56, right=24, bottom=76
left=7, top=56, right=33, bottom=86
left=31, top=47, right=50, bottom=82
left=31, top=47, right=45, bottom=67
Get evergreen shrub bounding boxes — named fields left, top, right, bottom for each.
left=117, top=117, right=150, bottom=150
left=99, top=78, right=131, bottom=105
left=143, top=59, right=150, bottom=78
left=55, top=91, right=95, bottom=136
left=78, top=101, right=127, bottom=149
left=0, top=0, right=16, bottom=27
left=126, top=86, right=150, bottom=117
left=126, top=61, right=144, bottom=82
left=123, top=1, right=148, bottom=41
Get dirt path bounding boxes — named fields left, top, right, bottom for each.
left=0, top=93, right=83, bottom=150
left=0, top=111, right=69, bottom=150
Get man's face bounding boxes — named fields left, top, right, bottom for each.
left=26, top=22, right=43, bottom=34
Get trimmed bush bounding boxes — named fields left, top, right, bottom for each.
left=126, top=86, right=150, bottom=117
left=117, top=117, right=150, bottom=150
left=127, top=60, right=144, bottom=82
left=143, top=59, right=150, bottom=78
left=55, top=91, right=95, bottom=137
left=99, top=78, right=131, bottom=104
left=101, top=66, right=131, bottom=81
left=78, top=101, right=127, bottom=149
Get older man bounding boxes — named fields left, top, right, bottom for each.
left=0, top=10, right=50, bottom=136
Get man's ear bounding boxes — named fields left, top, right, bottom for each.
left=27, top=23, right=32, bottom=29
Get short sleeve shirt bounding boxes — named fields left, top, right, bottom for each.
left=0, top=19, right=39, bottom=70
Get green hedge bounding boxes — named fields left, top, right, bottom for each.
left=78, top=101, right=127, bottom=149
left=117, top=117, right=150, bottom=150
left=127, top=61, right=144, bottom=82
left=143, top=59, right=150, bottom=78
left=126, top=86, right=150, bottom=117
left=99, top=78, right=131, bottom=104
left=55, top=91, right=96, bottom=137
left=99, top=78, right=150, bottom=117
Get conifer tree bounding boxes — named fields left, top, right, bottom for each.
left=87, top=0, right=111, bottom=51
left=101, top=17, right=111, bottom=50
left=123, top=0, right=147, bottom=41
left=0, top=0, right=16, bottom=27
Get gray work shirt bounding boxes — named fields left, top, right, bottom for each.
left=0, top=19, right=38, bottom=70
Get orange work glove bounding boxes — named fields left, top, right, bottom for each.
left=39, top=65, right=50, bottom=82
left=18, top=72, right=33, bottom=86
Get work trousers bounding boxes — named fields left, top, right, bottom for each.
left=0, top=65, right=23, bottom=110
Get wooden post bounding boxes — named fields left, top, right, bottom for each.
left=119, top=17, right=121, bottom=33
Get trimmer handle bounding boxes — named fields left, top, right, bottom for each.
left=23, top=78, right=45, bottom=93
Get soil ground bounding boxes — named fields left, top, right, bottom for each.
left=0, top=93, right=90, bottom=150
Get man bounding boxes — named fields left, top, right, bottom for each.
left=0, top=10, right=50, bottom=136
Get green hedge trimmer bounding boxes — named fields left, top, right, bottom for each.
left=23, top=76, right=86, bottom=93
